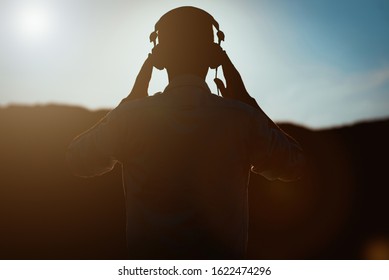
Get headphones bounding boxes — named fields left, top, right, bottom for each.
left=149, top=7, right=225, bottom=71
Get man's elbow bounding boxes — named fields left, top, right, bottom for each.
left=67, top=129, right=121, bottom=178
left=65, top=146, right=117, bottom=178
left=252, top=151, right=306, bottom=182
left=278, top=152, right=306, bottom=182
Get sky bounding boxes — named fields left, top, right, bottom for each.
left=1, top=0, right=389, bottom=128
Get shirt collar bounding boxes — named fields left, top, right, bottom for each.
left=163, top=74, right=212, bottom=94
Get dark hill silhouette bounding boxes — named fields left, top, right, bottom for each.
left=0, top=104, right=388, bottom=259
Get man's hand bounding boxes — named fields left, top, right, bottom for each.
left=120, top=54, right=154, bottom=104
left=214, top=51, right=289, bottom=133
left=213, top=51, right=259, bottom=109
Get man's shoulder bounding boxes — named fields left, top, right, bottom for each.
left=207, top=93, right=257, bottom=115
left=118, top=92, right=163, bottom=109
left=116, top=91, right=257, bottom=119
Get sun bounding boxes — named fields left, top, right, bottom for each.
left=15, top=5, right=52, bottom=42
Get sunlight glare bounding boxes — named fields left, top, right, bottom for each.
left=16, top=5, right=52, bottom=42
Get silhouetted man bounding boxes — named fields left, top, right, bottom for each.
left=67, top=6, right=304, bottom=259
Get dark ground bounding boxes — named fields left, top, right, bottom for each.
left=0, top=105, right=388, bottom=259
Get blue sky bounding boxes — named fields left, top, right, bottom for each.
left=1, top=0, right=388, bottom=128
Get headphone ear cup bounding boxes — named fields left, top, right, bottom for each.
left=151, top=44, right=166, bottom=70
left=208, top=43, right=223, bottom=69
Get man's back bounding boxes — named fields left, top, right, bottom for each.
left=120, top=75, right=253, bottom=259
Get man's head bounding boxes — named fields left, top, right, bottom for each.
left=150, top=6, right=224, bottom=78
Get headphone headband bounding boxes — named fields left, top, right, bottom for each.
left=149, top=6, right=225, bottom=47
